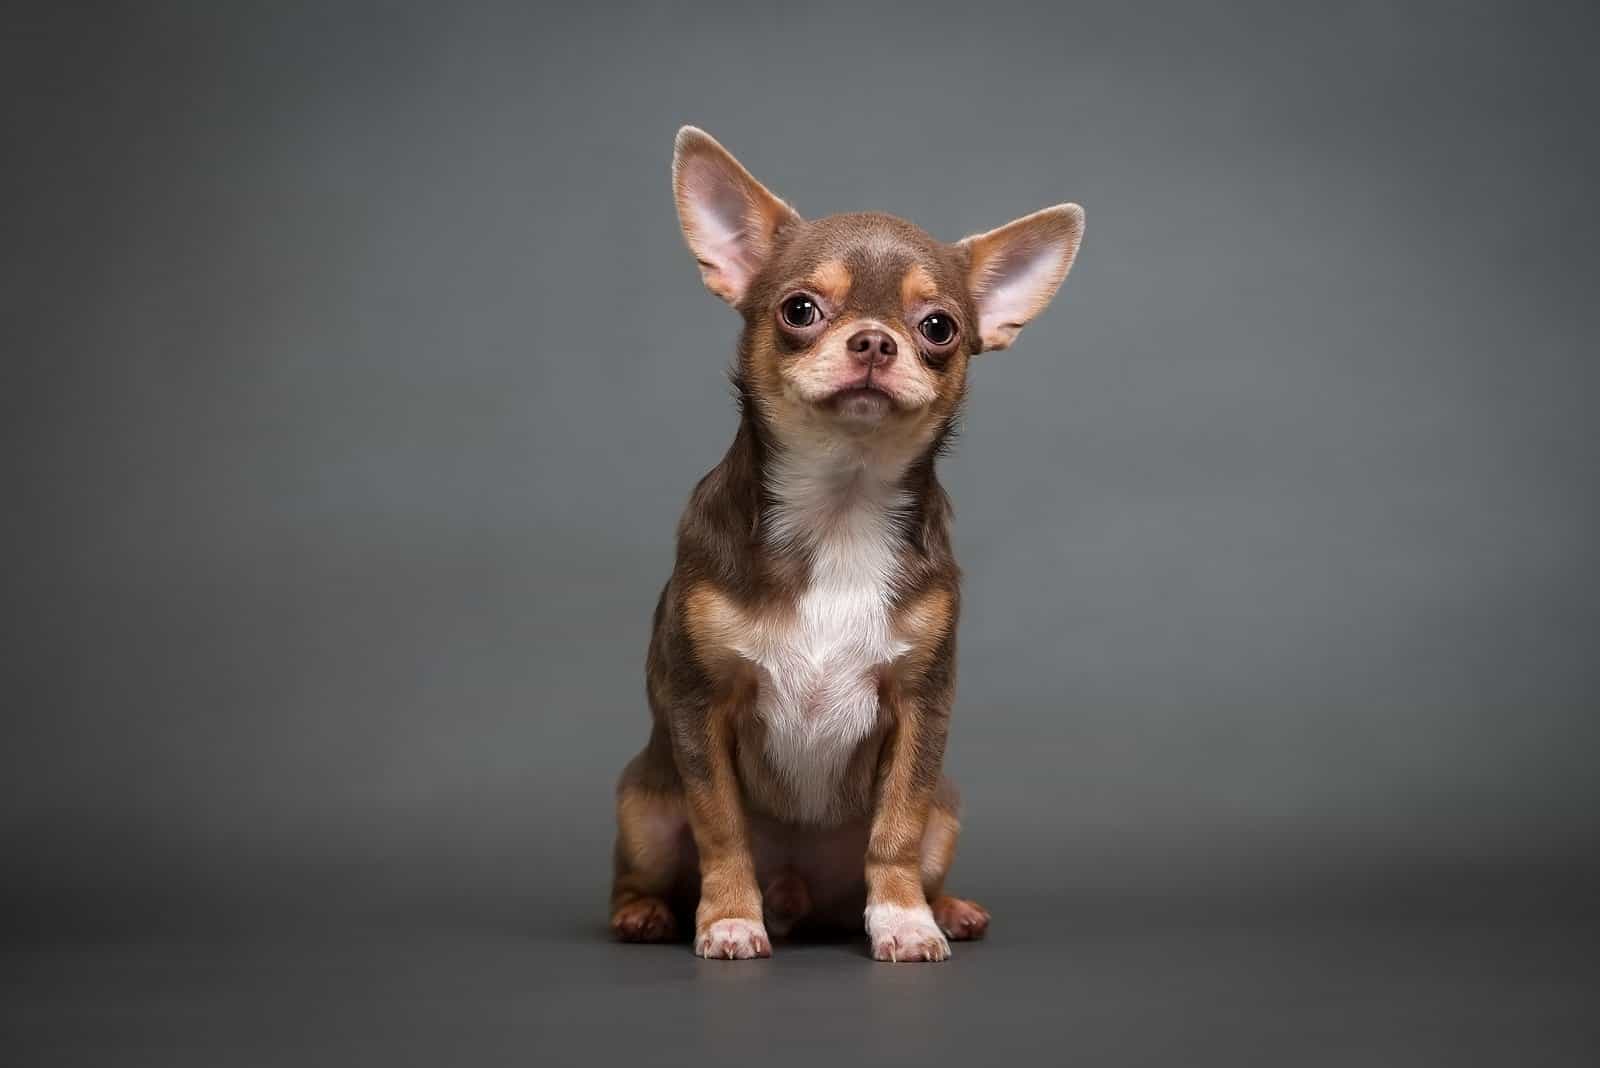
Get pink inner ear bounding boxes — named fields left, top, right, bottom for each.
left=963, top=204, right=1083, bottom=349
left=979, top=239, right=1067, bottom=332
left=681, top=166, right=761, bottom=292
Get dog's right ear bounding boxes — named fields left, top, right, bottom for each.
left=672, top=126, right=801, bottom=305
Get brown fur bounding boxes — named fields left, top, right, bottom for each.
left=610, top=127, right=1082, bottom=961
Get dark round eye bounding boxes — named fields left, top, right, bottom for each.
left=919, top=312, right=956, bottom=347
left=780, top=295, right=820, bottom=329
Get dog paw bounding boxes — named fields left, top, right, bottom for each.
left=611, top=897, right=678, bottom=943
left=865, top=904, right=951, bottom=963
left=931, top=895, right=990, bottom=941
left=694, top=917, right=771, bottom=960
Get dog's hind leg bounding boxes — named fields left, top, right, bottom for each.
left=609, top=729, right=695, bottom=943
left=920, top=778, right=990, bottom=941
left=760, top=867, right=813, bottom=938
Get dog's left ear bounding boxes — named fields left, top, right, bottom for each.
left=958, top=204, right=1084, bottom=351
left=672, top=126, right=801, bottom=305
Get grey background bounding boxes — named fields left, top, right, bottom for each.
left=4, top=1, right=1597, bottom=1064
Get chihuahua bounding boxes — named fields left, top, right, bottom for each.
left=609, top=127, right=1083, bottom=962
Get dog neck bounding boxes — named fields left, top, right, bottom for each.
left=675, top=402, right=955, bottom=608
left=762, top=430, right=915, bottom=553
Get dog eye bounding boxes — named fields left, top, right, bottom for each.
left=919, top=312, right=956, bottom=347
left=780, top=295, right=820, bottom=329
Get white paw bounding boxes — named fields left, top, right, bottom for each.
left=694, top=917, right=771, bottom=960
left=865, top=903, right=951, bottom=963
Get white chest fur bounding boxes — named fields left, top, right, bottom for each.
left=735, top=451, right=912, bottom=823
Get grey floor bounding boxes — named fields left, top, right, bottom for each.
left=7, top=862, right=1597, bottom=1067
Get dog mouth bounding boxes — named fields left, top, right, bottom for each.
left=826, top=382, right=893, bottom=403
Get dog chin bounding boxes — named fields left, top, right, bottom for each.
left=824, top=386, right=897, bottom=426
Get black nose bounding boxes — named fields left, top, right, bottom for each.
left=846, top=328, right=897, bottom=367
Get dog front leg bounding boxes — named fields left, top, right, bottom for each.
left=863, top=679, right=952, bottom=963
left=672, top=684, right=769, bottom=960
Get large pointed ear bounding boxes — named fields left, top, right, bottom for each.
left=672, top=126, right=801, bottom=305
left=958, top=204, right=1084, bottom=351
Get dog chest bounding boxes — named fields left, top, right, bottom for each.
left=745, top=583, right=904, bottom=821
left=735, top=507, right=910, bottom=821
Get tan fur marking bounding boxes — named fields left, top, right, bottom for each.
left=900, top=263, right=938, bottom=309
left=683, top=582, right=752, bottom=676
left=808, top=260, right=852, bottom=307
left=893, top=587, right=955, bottom=677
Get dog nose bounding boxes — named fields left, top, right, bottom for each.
left=846, top=328, right=897, bottom=367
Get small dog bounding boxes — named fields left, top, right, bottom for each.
left=610, top=127, right=1083, bottom=962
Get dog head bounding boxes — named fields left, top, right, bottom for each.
left=672, top=126, right=1083, bottom=461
